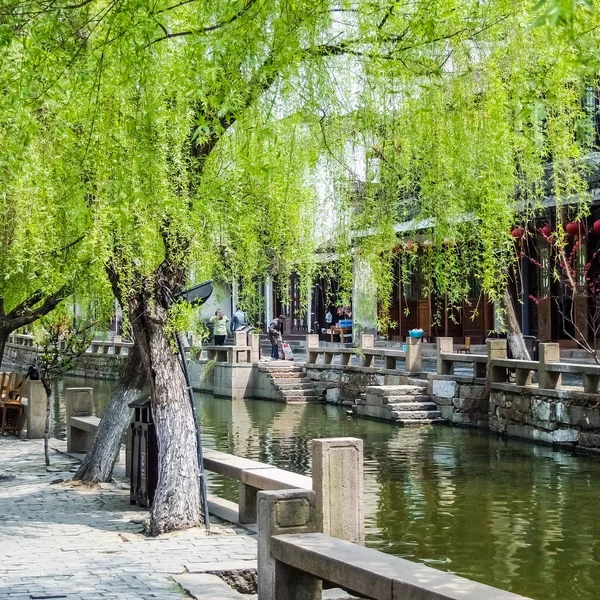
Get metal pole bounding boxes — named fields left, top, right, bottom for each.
left=176, top=334, right=210, bottom=531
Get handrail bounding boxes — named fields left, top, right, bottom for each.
left=268, top=532, right=532, bottom=600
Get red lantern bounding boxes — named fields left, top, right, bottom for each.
left=540, top=224, right=552, bottom=238
left=565, top=221, right=580, bottom=236
left=511, top=227, right=525, bottom=239
left=593, top=220, right=600, bottom=234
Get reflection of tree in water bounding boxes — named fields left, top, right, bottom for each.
left=370, top=425, right=600, bottom=600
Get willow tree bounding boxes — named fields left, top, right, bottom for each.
left=0, top=98, right=93, bottom=364
left=4, top=0, right=599, bottom=534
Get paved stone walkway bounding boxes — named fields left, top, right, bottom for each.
left=0, top=437, right=257, bottom=600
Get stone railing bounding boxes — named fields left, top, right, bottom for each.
left=435, top=337, right=600, bottom=393
left=199, top=330, right=260, bottom=364
left=203, top=438, right=363, bottom=540
left=305, top=333, right=422, bottom=374
left=8, top=333, right=133, bottom=356
left=88, top=339, right=134, bottom=356
left=435, top=337, right=504, bottom=379
left=256, top=444, right=532, bottom=600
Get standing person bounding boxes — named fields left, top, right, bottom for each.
left=230, top=307, right=245, bottom=333
left=210, top=310, right=229, bottom=346
left=268, top=315, right=285, bottom=360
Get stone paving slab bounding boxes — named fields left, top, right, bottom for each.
left=0, top=437, right=257, bottom=600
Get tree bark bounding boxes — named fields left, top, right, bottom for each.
left=130, top=292, right=204, bottom=536
left=73, top=343, right=145, bottom=483
left=43, top=386, right=52, bottom=467
left=0, top=328, right=9, bottom=368
left=503, top=288, right=531, bottom=361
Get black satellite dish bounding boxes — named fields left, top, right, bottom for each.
left=177, top=280, right=214, bottom=307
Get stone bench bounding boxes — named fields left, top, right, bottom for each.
left=269, top=532, right=532, bottom=600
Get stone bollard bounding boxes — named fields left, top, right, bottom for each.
left=249, top=332, right=260, bottom=362
left=405, top=336, right=422, bottom=374
left=486, top=338, right=507, bottom=380
left=538, top=343, right=561, bottom=390
left=436, top=337, right=454, bottom=375
left=258, top=489, right=320, bottom=600
left=312, top=438, right=364, bottom=544
left=66, top=387, right=94, bottom=453
left=27, top=380, right=47, bottom=439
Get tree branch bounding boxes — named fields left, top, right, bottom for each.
left=149, top=0, right=258, bottom=45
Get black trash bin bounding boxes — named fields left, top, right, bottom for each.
left=129, top=394, right=157, bottom=508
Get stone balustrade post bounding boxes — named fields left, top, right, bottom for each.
left=486, top=338, right=508, bottom=381
left=312, top=438, right=364, bottom=545
left=233, top=330, right=247, bottom=347
left=405, top=336, right=422, bottom=374
left=27, top=380, right=47, bottom=439
left=66, top=387, right=94, bottom=453
left=258, top=489, right=320, bottom=600
left=360, top=333, right=374, bottom=349
left=436, top=337, right=454, bottom=375
left=306, top=334, right=319, bottom=364
left=249, top=332, right=260, bottom=363
left=538, top=343, right=561, bottom=390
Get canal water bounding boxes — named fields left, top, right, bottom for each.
left=56, top=377, right=600, bottom=600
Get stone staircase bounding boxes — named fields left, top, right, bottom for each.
left=255, top=363, right=318, bottom=403
left=355, top=383, right=447, bottom=426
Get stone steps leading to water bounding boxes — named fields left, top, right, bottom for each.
left=356, top=384, right=447, bottom=427
left=257, top=363, right=317, bottom=403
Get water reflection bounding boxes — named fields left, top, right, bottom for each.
left=55, top=378, right=600, bottom=600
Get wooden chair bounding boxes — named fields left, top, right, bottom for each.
left=0, top=372, right=26, bottom=436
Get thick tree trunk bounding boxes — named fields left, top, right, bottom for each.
left=0, top=328, right=8, bottom=368
left=73, top=344, right=145, bottom=483
left=503, top=288, right=531, bottom=361
left=131, top=295, right=204, bottom=536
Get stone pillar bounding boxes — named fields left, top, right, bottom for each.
left=352, top=255, right=378, bottom=338
left=265, top=276, right=274, bottom=329
left=312, top=438, right=364, bottom=544
left=538, top=343, right=561, bottom=390
left=538, top=239, right=552, bottom=342
left=405, top=336, right=422, bottom=374
left=306, top=285, right=313, bottom=332
left=249, top=333, right=260, bottom=363
left=257, top=489, right=320, bottom=600
left=66, top=387, right=94, bottom=453
left=487, top=338, right=508, bottom=383
left=436, top=337, right=453, bottom=375
left=26, top=380, right=47, bottom=439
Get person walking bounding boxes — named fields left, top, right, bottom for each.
left=268, top=315, right=285, bottom=359
left=210, top=310, right=229, bottom=346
